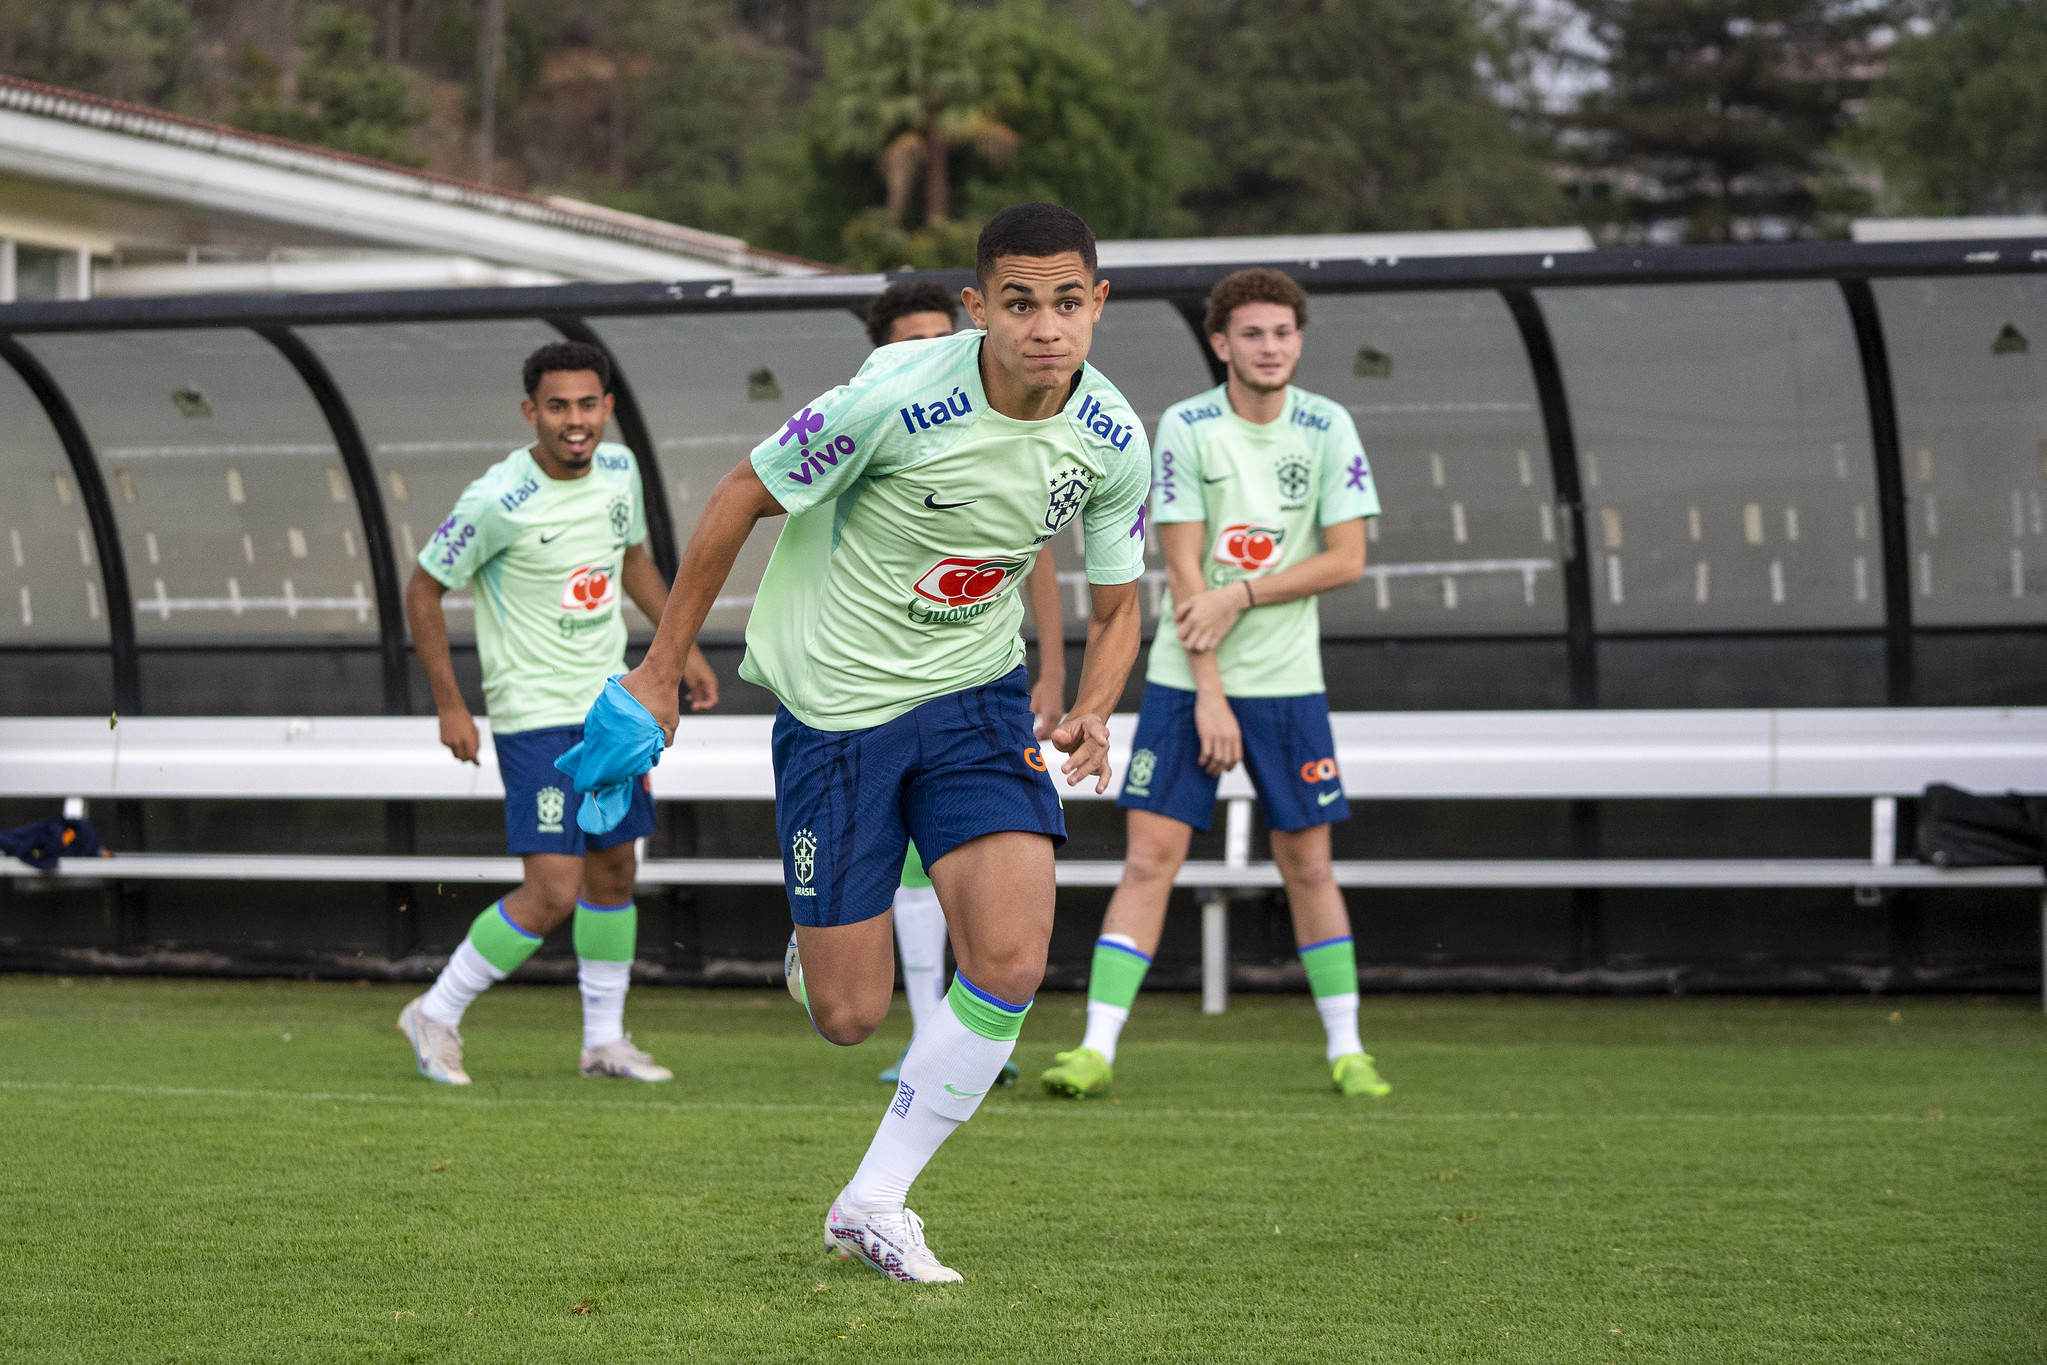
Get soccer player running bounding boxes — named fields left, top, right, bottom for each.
left=1040, top=268, right=1393, bottom=1101
left=397, top=341, right=718, bottom=1086
left=580, top=204, right=1148, bottom=1282
left=861, top=280, right=1066, bottom=1090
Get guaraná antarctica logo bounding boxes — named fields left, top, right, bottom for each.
left=1212, top=523, right=1287, bottom=572
left=908, top=555, right=1028, bottom=624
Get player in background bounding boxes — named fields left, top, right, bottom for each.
left=397, top=341, right=719, bottom=1086
left=575, top=204, right=1149, bottom=1282
left=1041, top=268, right=1393, bottom=1100
left=862, top=280, right=1065, bottom=1089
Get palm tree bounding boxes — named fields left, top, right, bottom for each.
left=831, top=0, right=1020, bottom=228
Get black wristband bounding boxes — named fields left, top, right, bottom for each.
left=1242, top=580, right=1255, bottom=608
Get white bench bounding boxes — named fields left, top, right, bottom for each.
left=4, top=708, right=2042, bottom=1009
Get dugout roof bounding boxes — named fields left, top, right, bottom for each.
left=0, top=235, right=2042, bottom=716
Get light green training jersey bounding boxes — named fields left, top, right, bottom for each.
left=419, top=442, right=647, bottom=734
left=742, top=329, right=1150, bottom=732
left=1145, top=385, right=1380, bottom=697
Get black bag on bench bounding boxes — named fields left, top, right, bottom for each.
left=1915, top=784, right=2047, bottom=868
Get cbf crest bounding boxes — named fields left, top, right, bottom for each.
left=1044, top=467, right=1093, bottom=534
left=608, top=495, right=632, bottom=540
left=1276, top=458, right=1312, bottom=504
left=1125, top=748, right=1158, bottom=796
left=791, top=828, right=818, bottom=887
left=536, top=786, right=566, bottom=833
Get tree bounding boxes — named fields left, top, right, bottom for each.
left=233, top=5, right=426, bottom=165
left=1575, top=0, right=1892, bottom=241
left=0, top=0, right=196, bottom=108
left=1852, top=0, right=2047, bottom=215
left=827, top=0, right=1021, bottom=229
left=1154, top=0, right=1568, bottom=235
left=964, top=1, right=1201, bottom=240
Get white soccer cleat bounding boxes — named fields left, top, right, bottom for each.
left=784, top=931, right=807, bottom=1010
left=579, top=1035, right=673, bottom=1082
left=397, top=995, right=471, bottom=1086
left=825, top=1197, right=964, bottom=1283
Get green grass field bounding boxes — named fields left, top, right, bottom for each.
left=1, top=977, right=2042, bottom=1363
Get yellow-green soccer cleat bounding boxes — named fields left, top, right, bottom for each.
left=1041, top=1046, right=1112, bottom=1098
left=1332, top=1052, right=1391, bottom=1098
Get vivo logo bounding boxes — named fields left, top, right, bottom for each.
left=787, top=433, right=857, bottom=486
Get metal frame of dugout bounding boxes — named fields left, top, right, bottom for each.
left=2, top=237, right=2045, bottom=1000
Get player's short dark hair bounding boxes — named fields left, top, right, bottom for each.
left=975, top=202, right=1097, bottom=285
left=1203, top=268, right=1310, bottom=338
left=521, top=341, right=611, bottom=398
left=865, top=281, right=960, bottom=348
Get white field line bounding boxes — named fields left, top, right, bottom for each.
left=0, top=1080, right=2030, bottom=1126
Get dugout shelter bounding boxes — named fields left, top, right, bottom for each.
left=0, top=234, right=2043, bottom=996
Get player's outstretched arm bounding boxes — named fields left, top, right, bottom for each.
left=618, top=459, right=784, bottom=737
left=1025, top=545, right=1067, bottom=739
left=1049, top=578, right=1141, bottom=793
left=404, top=565, right=480, bottom=765
left=619, top=542, right=719, bottom=713
left=1174, top=517, right=1367, bottom=652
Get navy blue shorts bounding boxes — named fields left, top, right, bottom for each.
left=494, top=723, right=656, bottom=857
left=1116, top=683, right=1349, bottom=833
left=772, top=667, right=1065, bottom=927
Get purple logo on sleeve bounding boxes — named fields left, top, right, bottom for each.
left=780, top=407, right=826, bottom=448
left=1131, top=503, right=1147, bottom=539
left=1345, top=456, right=1369, bottom=491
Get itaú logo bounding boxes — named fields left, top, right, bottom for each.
left=912, top=556, right=1028, bottom=608
left=560, top=563, right=618, bottom=612
left=1212, top=523, right=1286, bottom=572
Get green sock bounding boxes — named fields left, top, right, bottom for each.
left=468, top=900, right=542, bottom=975
left=571, top=899, right=637, bottom=962
left=900, top=843, right=932, bottom=890
left=1087, top=935, right=1152, bottom=1010
left=947, top=973, right=1032, bottom=1041
left=1299, top=935, right=1358, bottom=999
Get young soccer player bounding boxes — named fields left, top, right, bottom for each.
left=572, top=204, right=1149, bottom=1281
left=397, top=341, right=719, bottom=1086
left=862, top=280, right=1065, bottom=1089
left=1040, top=268, right=1393, bottom=1101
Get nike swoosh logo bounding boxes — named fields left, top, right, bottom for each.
left=1318, top=790, right=1343, bottom=806
left=924, top=493, right=976, bottom=510
left=943, top=1083, right=987, bottom=1097
left=538, top=528, right=567, bottom=543
left=1202, top=475, right=1230, bottom=485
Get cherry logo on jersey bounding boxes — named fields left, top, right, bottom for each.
left=912, top=556, right=1028, bottom=607
left=1213, top=523, right=1286, bottom=571
left=560, top=564, right=618, bottom=612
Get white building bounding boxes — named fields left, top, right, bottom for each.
left=0, top=73, right=824, bottom=300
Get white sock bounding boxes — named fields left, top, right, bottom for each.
left=842, top=990, right=1015, bottom=1211
left=892, top=885, right=947, bottom=1035
left=579, top=958, right=631, bottom=1049
left=419, top=940, right=503, bottom=1027
left=1317, top=991, right=1363, bottom=1062
left=1081, top=1001, right=1130, bottom=1063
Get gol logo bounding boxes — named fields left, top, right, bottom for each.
left=1023, top=747, right=1047, bottom=772
left=560, top=564, right=618, bottom=612
left=1300, top=757, right=1339, bottom=783
left=1213, top=523, right=1286, bottom=571
left=912, top=555, right=1028, bottom=607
